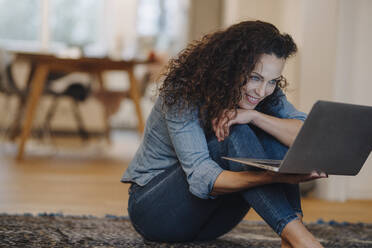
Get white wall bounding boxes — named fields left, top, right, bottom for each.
left=223, top=0, right=372, bottom=200
left=297, top=0, right=339, bottom=112
left=296, top=0, right=342, bottom=201
left=188, top=0, right=223, bottom=41
left=334, top=0, right=372, bottom=200
left=299, top=0, right=372, bottom=201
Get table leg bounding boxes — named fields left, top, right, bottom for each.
left=128, top=67, right=144, bottom=134
left=95, top=71, right=111, bottom=144
left=16, top=64, right=49, bottom=160
left=9, top=62, right=36, bottom=141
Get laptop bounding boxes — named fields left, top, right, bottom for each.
left=222, top=100, right=372, bottom=175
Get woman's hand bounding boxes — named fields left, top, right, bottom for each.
left=266, top=171, right=328, bottom=184
left=212, top=109, right=257, bottom=142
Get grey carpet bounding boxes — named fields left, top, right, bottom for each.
left=1, top=214, right=372, bottom=247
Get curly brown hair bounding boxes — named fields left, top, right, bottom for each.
left=159, top=20, right=297, bottom=134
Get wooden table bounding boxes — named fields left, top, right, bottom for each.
left=14, top=52, right=153, bottom=160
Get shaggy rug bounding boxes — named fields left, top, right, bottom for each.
left=1, top=214, right=372, bottom=248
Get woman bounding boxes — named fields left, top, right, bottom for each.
left=121, top=20, right=326, bottom=248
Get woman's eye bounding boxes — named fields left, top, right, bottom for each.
left=268, top=79, right=278, bottom=85
left=250, top=76, right=260, bottom=81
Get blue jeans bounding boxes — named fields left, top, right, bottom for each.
left=128, top=124, right=302, bottom=242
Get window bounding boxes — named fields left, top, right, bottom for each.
left=50, top=0, right=103, bottom=48
left=0, top=0, right=189, bottom=57
left=136, top=0, right=190, bottom=56
left=0, top=0, right=41, bottom=49
left=0, top=0, right=103, bottom=52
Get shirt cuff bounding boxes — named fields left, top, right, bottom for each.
left=189, top=164, right=224, bottom=200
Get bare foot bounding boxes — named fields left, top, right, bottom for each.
left=281, top=219, right=323, bottom=248
left=281, top=238, right=292, bottom=248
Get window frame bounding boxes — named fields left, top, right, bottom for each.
left=0, top=0, right=105, bottom=53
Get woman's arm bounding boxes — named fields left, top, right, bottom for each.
left=211, top=170, right=273, bottom=195
left=214, top=91, right=306, bottom=146
left=214, top=109, right=302, bottom=147
left=164, top=104, right=225, bottom=200
left=251, top=111, right=302, bottom=147
left=211, top=169, right=326, bottom=196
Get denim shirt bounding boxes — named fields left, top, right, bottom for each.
left=121, top=91, right=307, bottom=199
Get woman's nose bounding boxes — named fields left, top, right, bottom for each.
left=255, top=83, right=266, bottom=97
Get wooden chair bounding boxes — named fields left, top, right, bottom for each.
left=0, top=49, right=91, bottom=142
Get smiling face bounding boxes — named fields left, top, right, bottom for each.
left=239, top=53, right=286, bottom=110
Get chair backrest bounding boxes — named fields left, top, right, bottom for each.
left=63, top=83, right=91, bottom=101
left=0, top=48, right=10, bottom=93
left=0, top=48, right=21, bottom=95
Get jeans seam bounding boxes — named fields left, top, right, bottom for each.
left=255, top=189, right=281, bottom=223
left=252, top=188, right=299, bottom=236
left=135, top=166, right=179, bottom=204
left=280, top=183, right=303, bottom=218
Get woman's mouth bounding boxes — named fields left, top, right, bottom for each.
left=245, top=94, right=261, bottom=105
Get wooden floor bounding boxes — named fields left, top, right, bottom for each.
left=1, top=131, right=372, bottom=223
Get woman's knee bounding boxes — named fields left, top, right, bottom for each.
left=225, top=124, right=267, bottom=160
left=228, top=124, right=257, bottom=142
left=255, top=128, right=289, bottom=159
left=207, top=124, right=266, bottom=171
left=207, top=124, right=258, bottom=150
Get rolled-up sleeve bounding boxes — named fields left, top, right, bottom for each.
left=164, top=107, right=223, bottom=200
left=273, top=90, right=307, bottom=121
